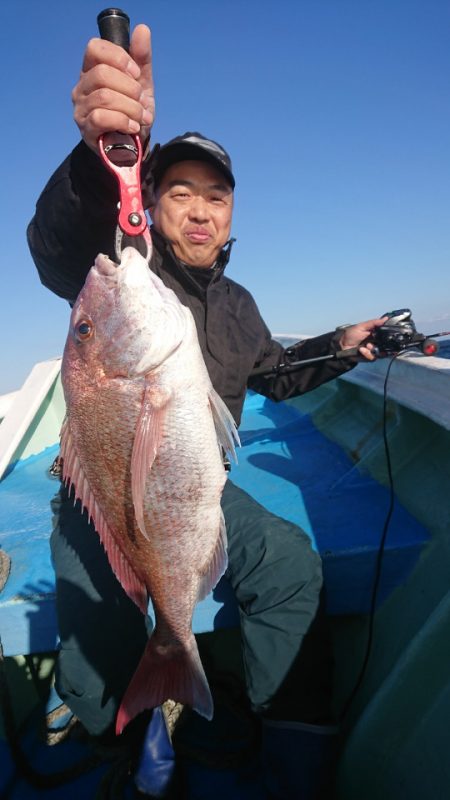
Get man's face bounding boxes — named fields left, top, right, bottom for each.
left=150, top=160, right=234, bottom=268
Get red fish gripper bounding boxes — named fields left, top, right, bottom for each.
left=99, top=133, right=149, bottom=239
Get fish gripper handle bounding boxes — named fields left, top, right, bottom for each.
left=97, top=8, right=130, bottom=51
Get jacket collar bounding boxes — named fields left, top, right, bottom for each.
left=150, top=226, right=235, bottom=294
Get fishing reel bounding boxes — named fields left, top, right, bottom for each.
left=372, top=309, right=439, bottom=357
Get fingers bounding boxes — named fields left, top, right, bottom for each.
left=81, top=37, right=141, bottom=78
left=130, top=25, right=155, bottom=146
left=354, top=320, right=388, bottom=360
left=131, top=24, right=153, bottom=88
left=73, top=26, right=154, bottom=152
left=356, top=317, right=388, bottom=358
left=338, top=316, right=392, bottom=361
left=362, top=316, right=388, bottom=330
left=338, top=317, right=385, bottom=355
left=358, top=344, right=377, bottom=361
left=351, top=317, right=388, bottom=338
left=73, top=71, right=144, bottom=140
left=73, top=67, right=144, bottom=149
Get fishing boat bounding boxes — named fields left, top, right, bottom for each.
left=1, top=343, right=450, bottom=799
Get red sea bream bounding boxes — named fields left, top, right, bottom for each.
left=60, top=246, right=239, bottom=734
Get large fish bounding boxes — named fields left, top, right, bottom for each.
left=60, top=246, right=239, bottom=734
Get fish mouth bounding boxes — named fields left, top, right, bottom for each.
left=94, top=253, right=119, bottom=276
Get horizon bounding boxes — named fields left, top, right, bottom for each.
left=4, top=318, right=450, bottom=397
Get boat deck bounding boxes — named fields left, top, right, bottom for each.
left=1, top=346, right=449, bottom=800
left=0, top=390, right=428, bottom=658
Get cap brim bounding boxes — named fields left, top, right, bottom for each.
left=152, top=142, right=235, bottom=189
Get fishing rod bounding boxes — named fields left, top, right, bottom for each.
left=251, top=309, right=448, bottom=378
left=250, top=308, right=450, bottom=718
left=265, top=307, right=448, bottom=720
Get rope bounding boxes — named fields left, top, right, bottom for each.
left=162, top=698, right=184, bottom=736
left=0, top=548, right=11, bottom=593
left=43, top=704, right=80, bottom=746
left=0, top=475, right=104, bottom=788
left=0, top=538, right=256, bottom=788
left=0, top=642, right=102, bottom=789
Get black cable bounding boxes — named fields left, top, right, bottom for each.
left=339, top=352, right=402, bottom=721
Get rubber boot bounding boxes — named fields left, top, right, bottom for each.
left=261, top=719, right=339, bottom=800
left=134, top=706, right=176, bottom=797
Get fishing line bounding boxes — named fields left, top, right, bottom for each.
left=339, top=351, right=404, bottom=721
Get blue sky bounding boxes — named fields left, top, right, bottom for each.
left=1, top=0, right=449, bottom=394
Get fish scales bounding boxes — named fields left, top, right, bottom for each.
left=60, top=246, right=239, bottom=733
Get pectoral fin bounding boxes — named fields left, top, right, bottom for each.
left=208, top=388, right=240, bottom=463
left=131, top=385, right=171, bottom=541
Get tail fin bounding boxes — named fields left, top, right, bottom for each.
left=116, top=633, right=213, bottom=734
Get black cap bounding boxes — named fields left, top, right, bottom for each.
left=150, top=132, right=235, bottom=190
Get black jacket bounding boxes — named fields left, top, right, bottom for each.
left=27, top=141, right=356, bottom=425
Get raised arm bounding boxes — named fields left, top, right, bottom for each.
left=27, top=24, right=154, bottom=303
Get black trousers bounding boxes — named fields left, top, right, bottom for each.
left=50, top=479, right=333, bottom=736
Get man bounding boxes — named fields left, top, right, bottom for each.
left=28, top=24, right=384, bottom=800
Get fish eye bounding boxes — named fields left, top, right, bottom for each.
left=75, top=319, right=93, bottom=341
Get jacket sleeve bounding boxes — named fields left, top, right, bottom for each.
left=247, top=314, right=357, bottom=401
left=27, top=141, right=120, bottom=304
